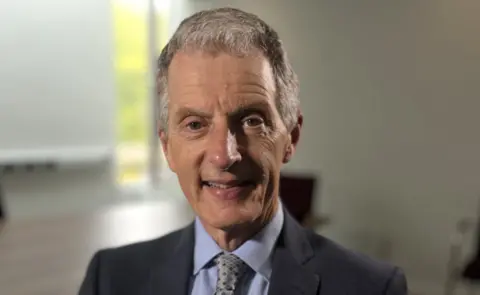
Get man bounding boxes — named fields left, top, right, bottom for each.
left=79, top=7, right=407, bottom=295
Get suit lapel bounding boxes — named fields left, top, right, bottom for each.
left=149, top=223, right=195, bottom=295
left=268, top=212, right=321, bottom=295
left=146, top=210, right=321, bottom=295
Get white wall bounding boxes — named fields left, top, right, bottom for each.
left=0, top=0, right=117, bottom=219
left=0, top=0, right=115, bottom=151
left=189, top=0, right=480, bottom=293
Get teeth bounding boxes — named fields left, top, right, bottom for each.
left=207, top=182, right=230, bottom=189
left=204, top=181, right=252, bottom=188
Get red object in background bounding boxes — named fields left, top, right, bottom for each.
left=279, top=173, right=317, bottom=224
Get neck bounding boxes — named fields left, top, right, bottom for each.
left=203, top=201, right=278, bottom=251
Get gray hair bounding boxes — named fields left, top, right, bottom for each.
left=156, top=7, right=299, bottom=133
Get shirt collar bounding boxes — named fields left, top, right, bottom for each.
left=193, top=203, right=284, bottom=280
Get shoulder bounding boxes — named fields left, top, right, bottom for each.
left=79, top=226, right=190, bottom=294
left=307, top=230, right=394, bottom=275
left=85, top=225, right=188, bottom=282
left=305, top=230, right=407, bottom=293
left=95, top=226, right=187, bottom=267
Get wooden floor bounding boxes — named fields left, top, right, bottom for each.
left=0, top=200, right=194, bottom=295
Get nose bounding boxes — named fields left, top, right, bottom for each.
left=206, top=126, right=242, bottom=171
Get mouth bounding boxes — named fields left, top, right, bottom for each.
left=201, top=179, right=256, bottom=200
left=201, top=180, right=254, bottom=188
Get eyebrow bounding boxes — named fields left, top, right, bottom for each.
left=174, top=107, right=212, bottom=120
left=228, top=100, right=272, bottom=118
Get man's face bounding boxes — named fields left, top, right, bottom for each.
left=160, top=50, right=300, bottom=230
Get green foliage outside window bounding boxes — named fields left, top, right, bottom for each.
left=113, top=2, right=169, bottom=182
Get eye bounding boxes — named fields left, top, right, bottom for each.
left=242, top=115, right=264, bottom=128
left=186, top=120, right=205, bottom=131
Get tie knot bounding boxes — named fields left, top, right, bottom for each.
left=214, top=253, right=248, bottom=294
left=214, top=252, right=246, bottom=270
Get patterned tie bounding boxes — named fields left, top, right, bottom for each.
left=213, top=252, right=248, bottom=295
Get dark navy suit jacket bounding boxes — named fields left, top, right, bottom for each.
left=79, top=210, right=407, bottom=295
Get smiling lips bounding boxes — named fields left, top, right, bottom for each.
left=202, top=179, right=255, bottom=200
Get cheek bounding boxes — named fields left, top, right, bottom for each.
left=257, top=131, right=286, bottom=164
left=171, top=135, right=199, bottom=161
left=169, top=138, right=203, bottom=181
left=248, top=131, right=286, bottom=180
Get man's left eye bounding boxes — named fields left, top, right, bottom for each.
left=242, top=116, right=264, bottom=127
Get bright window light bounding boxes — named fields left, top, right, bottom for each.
left=113, top=0, right=170, bottom=185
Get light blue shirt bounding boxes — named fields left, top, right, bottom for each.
left=190, top=204, right=284, bottom=295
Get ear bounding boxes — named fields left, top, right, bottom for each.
left=159, top=129, right=176, bottom=172
left=283, top=112, right=303, bottom=163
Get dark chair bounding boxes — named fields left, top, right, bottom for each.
left=444, top=201, right=480, bottom=295
left=460, top=199, right=480, bottom=282
left=279, top=173, right=318, bottom=227
left=462, top=221, right=480, bottom=281
left=0, top=182, right=5, bottom=222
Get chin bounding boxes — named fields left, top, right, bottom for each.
left=192, top=184, right=265, bottom=227
left=203, top=204, right=258, bottom=230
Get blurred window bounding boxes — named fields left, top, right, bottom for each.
left=113, top=0, right=170, bottom=185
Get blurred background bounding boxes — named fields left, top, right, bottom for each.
left=0, top=0, right=479, bottom=294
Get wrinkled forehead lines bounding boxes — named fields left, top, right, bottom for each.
left=167, top=51, right=276, bottom=94
left=166, top=52, right=277, bottom=119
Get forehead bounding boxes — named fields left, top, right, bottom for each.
left=167, top=51, right=276, bottom=109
